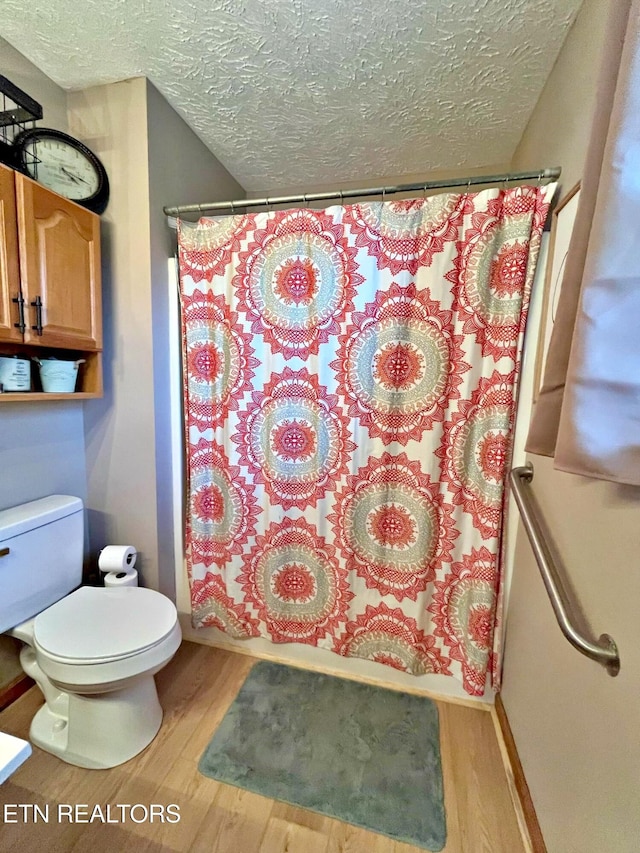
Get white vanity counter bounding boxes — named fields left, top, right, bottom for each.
left=0, top=731, right=31, bottom=784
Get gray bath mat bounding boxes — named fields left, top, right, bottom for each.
left=198, top=661, right=446, bottom=850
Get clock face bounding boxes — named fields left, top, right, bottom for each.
left=12, top=128, right=109, bottom=214
left=22, top=136, right=100, bottom=200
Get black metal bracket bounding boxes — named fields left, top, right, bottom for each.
left=0, top=76, right=43, bottom=127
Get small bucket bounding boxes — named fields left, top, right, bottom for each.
left=34, top=358, right=85, bottom=393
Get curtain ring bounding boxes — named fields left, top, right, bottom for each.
left=467, top=177, right=472, bottom=195
left=423, top=183, right=428, bottom=200
left=266, top=197, right=272, bottom=212
left=339, top=190, right=344, bottom=206
left=382, top=187, right=386, bottom=204
left=230, top=199, right=235, bottom=214
left=303, top=193, right=307, bottom=207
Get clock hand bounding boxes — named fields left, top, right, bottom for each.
left=60, top=167, right=81, bottom=184
left=61, top=166, right=91, bottom=186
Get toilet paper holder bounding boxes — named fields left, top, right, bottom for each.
left=98, top=545, right=138, bottom=573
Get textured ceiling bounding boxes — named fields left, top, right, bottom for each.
left=0, top=0, right=582, bottom=192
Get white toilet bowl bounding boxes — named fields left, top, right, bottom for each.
left=0, top=495, right=182, bottom=769
left=9, top=586, right=182, bottom=769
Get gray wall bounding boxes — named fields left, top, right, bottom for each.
left=0, top=39, right=88, bottom=687
left=503, top=2, right=640, bottom=851
left=68, top=78, right=157, bottom=589
left=145, top=79, right=244, bottom=598
left=0, top=39, right=87, bottom=512
left=67, top=77, right=245, bottom=596
left=0, top=38, right=68, bottom=133
left=0, top=403, right=87, bottom=511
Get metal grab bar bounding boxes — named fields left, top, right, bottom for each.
left=510, top=463, right=620, bottom=676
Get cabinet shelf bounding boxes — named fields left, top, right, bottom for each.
left=0, top=348, right=102, bottom=398
left=0, top=391, right=101, bottom=402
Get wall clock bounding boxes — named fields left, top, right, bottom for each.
left=12, top=127, right=109, bottom=215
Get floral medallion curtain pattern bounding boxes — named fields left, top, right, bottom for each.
left=178, top=186, right=554, bottom=696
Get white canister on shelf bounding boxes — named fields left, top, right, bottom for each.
left=0, top=356, right=31, bottom=392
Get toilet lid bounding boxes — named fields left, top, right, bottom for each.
left=34, top=586, right=177, bottom=663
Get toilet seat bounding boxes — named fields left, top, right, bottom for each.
left=34, top=586, right=177, bottom=664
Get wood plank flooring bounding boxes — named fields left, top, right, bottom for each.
left=0, top=642, right=525, bottom=853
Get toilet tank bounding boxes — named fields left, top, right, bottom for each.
left=0, top=496, right=84, bottom=633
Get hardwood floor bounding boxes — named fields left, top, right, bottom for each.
left=0, top=642, right=525, bottom=853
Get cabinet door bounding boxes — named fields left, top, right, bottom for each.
left=0, top=164, right=23, bottom=343
left=16, top=174, right=102, bottom=349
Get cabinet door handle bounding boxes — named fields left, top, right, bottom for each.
left=31, top=296, right=43, bottom=336
left=12, top=293, right=26, bottom=335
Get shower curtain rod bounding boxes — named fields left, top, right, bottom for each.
left=163, top=166, right=561, bottom=217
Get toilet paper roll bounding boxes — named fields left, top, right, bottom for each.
left=98, top=545, right=137, bottom=573
left=104, top=569, right=138, bottom=588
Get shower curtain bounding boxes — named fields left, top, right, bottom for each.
left=178, top=185, right=554, bottom=696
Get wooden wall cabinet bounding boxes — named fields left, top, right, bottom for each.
left=0, top=162, right=103, bottom=400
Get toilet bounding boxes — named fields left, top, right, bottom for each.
left=0, top=495, right=182, bottom=769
